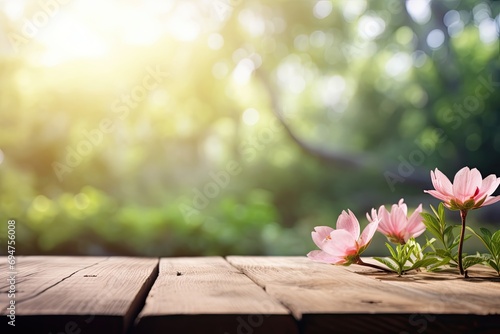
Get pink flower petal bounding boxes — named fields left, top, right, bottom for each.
left=359, top=220, right=379, bottom=249
left=406, top=204, right=426, bottom=238
left=391, top=205, right=407, bottom=236
left=424, top=189, right=451, bottom=203
left=452, top=167, right=482, bottom=202
left=426, top=167, right=500, bottom=210
left=398, top=198, right=407, bottom=216
left=368, top=206, right=385, bottom=235
left=311, top=226, right=335, bottom=249
left=431, top=169, right=454, bottom=197
left=476, top=175, right=500, bottom=200
left=307, top=250, right=344, bottom=264
left=322, top=229, right=357, bottom=257
left=336, top=210, right=360, bottom=240
left=482, top=195, right=500, bottom=207
left=385, top=204, right=400, bottom=237
left=366, top=208, right=377, bottom=225
left=375, top=206, right=390, bottom=235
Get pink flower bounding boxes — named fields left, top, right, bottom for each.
left=367, top=198, right=425, bottom=244
left=424, top=167, right=500, bottom=210
left=307, top=210, right=379, bottom=265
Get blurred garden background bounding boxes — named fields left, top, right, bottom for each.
left=0, top=0, right=499, bottom=256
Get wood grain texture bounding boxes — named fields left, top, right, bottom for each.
left=0, top=256, right=104, bottom=310
left=1, top=256, right=158, bottom=334
left=2, top=256, right=499, bottom=334
left=134, top=257, right=298, bottom=334
left=227, top=256, right=500, bottom=334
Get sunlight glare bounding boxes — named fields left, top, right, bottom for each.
left=238, top=9, right=266, bottom=37
left=3, top=0, right=25, bottom=20
left=167, top=3, right=201, bottom=42
left=39, top=17, right=109, bottom=66
left=24, top=0, right=205, bottom=65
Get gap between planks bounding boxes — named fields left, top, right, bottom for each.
left=134, top=256, right=299, bottom=334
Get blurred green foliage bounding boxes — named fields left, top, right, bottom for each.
left=0, top=0, right=499, bottom=256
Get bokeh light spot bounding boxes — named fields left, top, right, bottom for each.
left=208, top=33, right=224, bottom=50
left=358, top=14, right=386, bottom=40
left=242, top=108, right=260, bottom=126
left=385, top=52, right=412, bottom=77
left=33, top=195, right=51, bottom=212
left=406, top=0, right=431, bottom=25
left=313, top=1, right=333, bottom=20
left=74, top=193, right=90, bottom=210
left=466, top=133, right=482, bottom=152
left=426, top=29, right=445, bottom=49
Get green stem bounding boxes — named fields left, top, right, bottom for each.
left=458, top=209, right=468, bottom=277
left=355, top=257, right=394, bottom=273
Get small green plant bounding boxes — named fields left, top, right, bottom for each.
left=467, top=227, right=500, bottom=276
left=373, top=238, right=439, bottom=276
left=421, top=203, right=487, bottom=273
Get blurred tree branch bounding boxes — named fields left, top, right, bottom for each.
left=255, top=69, right=430, bottom=186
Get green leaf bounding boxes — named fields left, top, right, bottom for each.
left=462, top=255, right=485, bottom=270
left=449, top=233, right=471, bottom=251
left=491, top=230, right=500, bottom=257
left=466, top=226, right=483, bottom=241
left=431, top=248, right=457, bottom=265
left=491, top=230, right=500, bottom=244
left=373, top=257, right=399, bottom=274
left=430, top=204, right=439, bottom=217
left=385, top=242, right=397, bottom=259
left=421, top=238, right=436, bottom=251
left=480, top=227, right=492, bottom=241
left=421, top=212, right=439, bottom=229
left=484, top=258, right=499, bottom=274
left=396, top=244, right=405, bottom=263
left=408, top=238, right=426, bottom=263
left=444, top=225, right=454, bottom=235
left=409, top=257, right=441, bottom=271
left=444, top=225, right=455, bottom=248
left=467, top=226, right=494, bottom=254
left=438, top=203, right=446, bottom=225
left=427, top=257, right=452, bottom=271
left=421, top=212, right=443, bottom=243
left=434, top=248, right=451, bottom=259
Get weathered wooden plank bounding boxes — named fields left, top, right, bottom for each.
left=227, top=256, right=500, bottom=334
left=134, top=257, right=298, bottom=334
left=1, top=256, right=158, bottom=334
left=0, top=256, right=104, bottom=310
left=2, top=256, right=498, bottom=334
left=346, top=260, right=500, bottom=314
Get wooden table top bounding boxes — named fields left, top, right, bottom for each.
left=1, top=256, right=499, bottom=334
